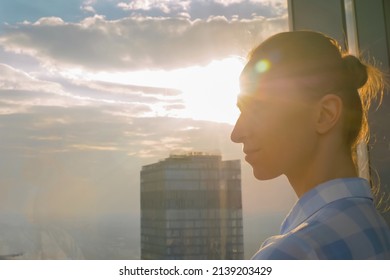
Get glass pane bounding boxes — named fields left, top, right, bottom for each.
left=0, top=0, right=291, bottom=259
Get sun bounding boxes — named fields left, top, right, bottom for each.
left=174, top=57, right=244, bottom=124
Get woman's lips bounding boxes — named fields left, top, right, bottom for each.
left=244, top=149, right=260, bottom=163
left=244, top=148, right=260, bottom=155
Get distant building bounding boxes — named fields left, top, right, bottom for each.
left=140, top=152, right=244, bottom=260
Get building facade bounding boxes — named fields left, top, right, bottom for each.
left=140, top=153, right=243, bottom=260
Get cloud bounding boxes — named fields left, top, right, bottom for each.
left=116, top=0, right=287, bottom=19
left=0, top=15, right=288, bottom=71
left=70, top=144, right=120, bottom=151
left=214, top=0, right=245, bottom=5
left=117, top=0, right=191, bottom=14
left=67, top=79, right=182, bottom=101
left=60, top=78, right=185, bottom=118
left=81, top=0, right=97, bottom=14
left=0, top=63, right=62, bottom=93
left=0, top=62, right=185, bottom=120
left=0, top=64, right=83, bottom=113
left=0, top=61, right=233, bottom=161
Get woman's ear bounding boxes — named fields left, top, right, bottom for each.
left=315, top=94, right=343, bottom=134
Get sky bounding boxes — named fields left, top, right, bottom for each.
left=0, top=0, right=296, bottom=258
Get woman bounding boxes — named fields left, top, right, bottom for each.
left=231, top=31, right=390, bottom=259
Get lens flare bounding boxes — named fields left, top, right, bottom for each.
left=255, top=59, right=270, bottom=73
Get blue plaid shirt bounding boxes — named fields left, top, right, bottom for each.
left=252, top=178, right=390, bottom=259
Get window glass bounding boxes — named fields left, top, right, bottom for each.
left=0, top=0, right=292, bottom=259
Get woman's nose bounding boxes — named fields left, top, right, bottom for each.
left=231, top=115, right=246, bottom=143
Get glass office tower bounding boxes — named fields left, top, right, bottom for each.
left=140, top=153, right=243, bottom=260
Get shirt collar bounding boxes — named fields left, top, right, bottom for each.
left=280, top=177, right=373, bottom=234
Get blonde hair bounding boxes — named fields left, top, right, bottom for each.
left=338, top=54, right=384, bottom=162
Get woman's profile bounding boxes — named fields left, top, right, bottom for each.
left=231, top=30, right=390, bottom=259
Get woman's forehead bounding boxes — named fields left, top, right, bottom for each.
left=239, top=71, right=301, bottom=97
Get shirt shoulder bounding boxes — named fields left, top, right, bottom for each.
left=252, top=198, right=390, bottom=260
left=252, top=223, right=317, bottom=259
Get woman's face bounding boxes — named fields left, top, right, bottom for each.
left=231, top=73, right=319, bottom=180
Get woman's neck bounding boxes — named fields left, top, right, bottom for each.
left=287, top=146, right=357, bottom=198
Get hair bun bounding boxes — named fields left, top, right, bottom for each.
left=342, top=55, right=368, bottom=89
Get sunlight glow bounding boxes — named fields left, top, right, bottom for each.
left=71, top=57, right=245, bottom=124
left=173, top=57, right=244, bottom=124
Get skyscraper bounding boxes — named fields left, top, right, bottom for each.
left=140, top=152, right=243, bottom=260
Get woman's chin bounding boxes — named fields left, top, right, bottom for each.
left=252, top=167, right=281, bottom=181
